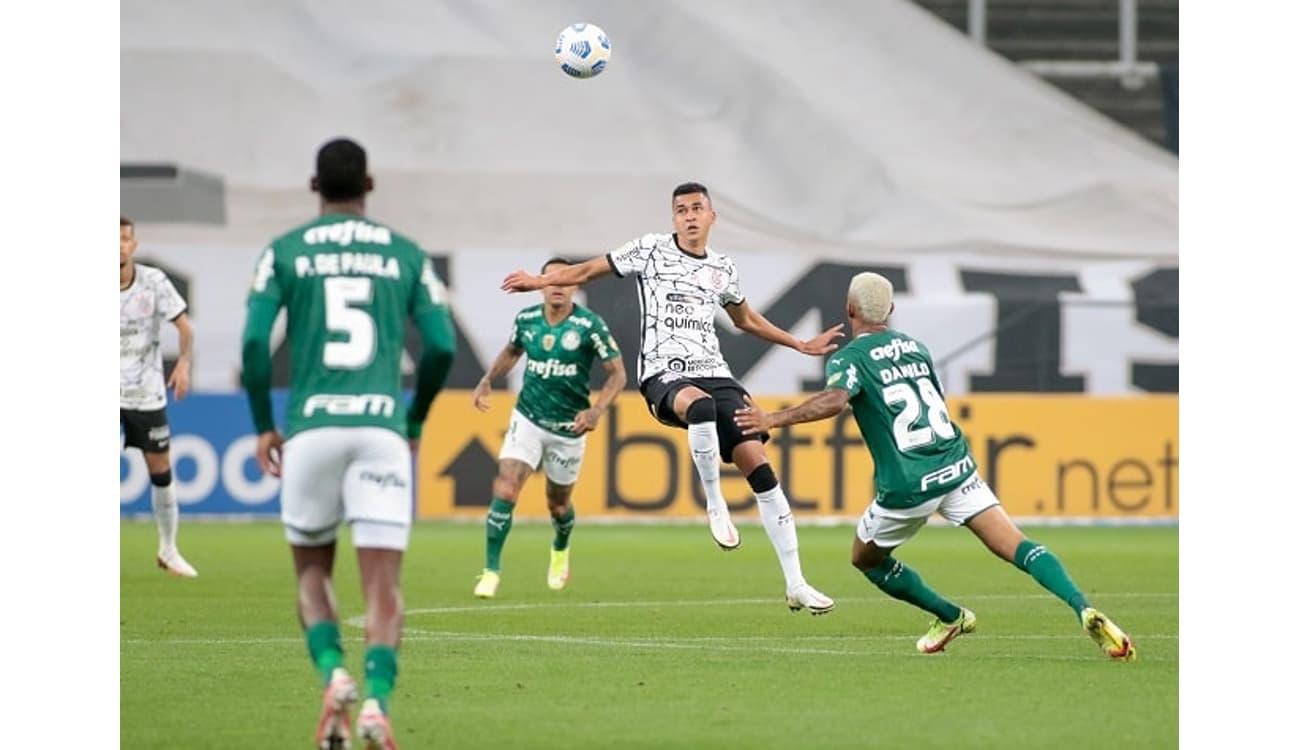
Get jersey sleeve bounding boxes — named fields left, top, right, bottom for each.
left=410, top=255, right=449, bottom=319
left=246, top=244, right=283, bottom=307
left=588, top=315, right=622, bottom=362
left=606, top=234, right=653, bottom=278
left=156, top=273, right=188, bottom=321
left=508, top=313, right=527, bottom=350
left=719, top=258, right=745, bottom=307
left=824, top=353, right=864, bottom=398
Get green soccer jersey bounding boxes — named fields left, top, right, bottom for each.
left=510, top=303, right=620, bottom=435
left=245, top=214, right=449, bottom=438
left=824, top=331, right=975, bottom=509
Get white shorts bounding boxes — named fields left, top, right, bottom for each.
left=856, top=472, right=1000, bottom=549
left=498, top=410, right=586, bottom=485
left=279, top=426, right=413, bottom=550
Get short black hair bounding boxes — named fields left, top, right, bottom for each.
left=540, top=256, right=573, bottom=273
left=315, top=138, right=368, bottom=201
left=672, top=182, right=710, bottom=201
left=120, top=216, right=133, bottom=228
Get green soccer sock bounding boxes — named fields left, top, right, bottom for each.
left=364, top=645, right=398, bottom=714
left=551, top=506, right=576, bottom=551
left=305, top=621, right=344, bottom=687
left=485, top=497, right=515, bottom=571
left=864, top=557, right=963, bottom=623
left=1014, top=539, right=1091, bottom=618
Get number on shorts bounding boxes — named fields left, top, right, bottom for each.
left=882, top=378, right=955, bottom=451
left=323, top=276, right=375, bottom=368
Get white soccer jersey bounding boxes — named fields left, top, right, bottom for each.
left=606, top=233, right=744, bottom=383
left=120, top=264, right=187, bottom=410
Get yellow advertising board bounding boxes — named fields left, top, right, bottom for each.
left=416, top=393, right=1178, bottom=522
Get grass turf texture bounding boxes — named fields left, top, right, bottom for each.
left=122, top=521, right=1177, bottom=749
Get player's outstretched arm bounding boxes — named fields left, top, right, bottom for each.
left=474, top=343, right=524, bottom=412
left=501, top=255, right=613, bottom=293
left=572, top=356, right=627, bottom=435
left=723, top=301, right=845, bottom=356
left=407, top=307, right=457, bottom=440
left=734, top=391, right=849, bottom=435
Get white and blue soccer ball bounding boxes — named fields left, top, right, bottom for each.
left=555, top=23, right=611, bottom=79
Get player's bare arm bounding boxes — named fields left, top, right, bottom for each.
left=501, top=255, right=613, bottom=293
left=723, top=300, right=844, bottom=355
left=572, top=355, right=627, bottom=434
left=168, top=312, right=194, bottom=400
left=734, top=390, right=850, bottom=436
left=474, top=343, right=525, bottom=411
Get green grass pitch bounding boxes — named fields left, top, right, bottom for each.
left=121, top=521, right=1177, bottom=749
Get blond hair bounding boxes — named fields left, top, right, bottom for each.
left=848, top=272, right=893, bottom=324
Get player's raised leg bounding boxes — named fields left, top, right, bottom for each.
left=475, top=458, right=533, bottom=598
left=852, top=507, right=972, bottom=652
left=143, top=449, right=197, bottom=577
left=672, top=388, right=740, bottom=550
left=729, top=442, right=833, bottom=614
left=965, top=502, right=1136, bottom=661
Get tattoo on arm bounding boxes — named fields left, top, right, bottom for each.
left=770, top=390, right=849, bottom=428
left=593, top=358, right=626, bottom=411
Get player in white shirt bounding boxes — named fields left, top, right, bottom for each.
left=501, top=182, right=843, bottom=614
left=120, top=217, right=198, bottom=577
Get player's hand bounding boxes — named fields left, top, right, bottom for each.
left=501, top=270, right=545, bottom=293
left=571, top=407, right=603, bottom=435
left=733, top=396, right=774, bottom=436
left=472, top=379, right=492, bottom=411
left=168, top=359, right=191, bottom=400
left=799, top=324, right=846, bottom=356
left=256, top=430, right=284, bottom=478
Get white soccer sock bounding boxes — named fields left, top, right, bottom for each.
left=756, top=485, right=805, bottom=590
left=687, top=422, right=727, bottom=515
left=152, top=480, right=179, bottom=553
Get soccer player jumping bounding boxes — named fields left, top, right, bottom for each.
left=734, top=271, right=1136, bottom=660
left=502, top=182, right=841, bottom=615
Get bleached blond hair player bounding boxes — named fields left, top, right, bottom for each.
left=120, top=216, right=198, bottom=578
left=735, top=272, right=1136, bottom=660
left=501, top=181, right=842, bottom=615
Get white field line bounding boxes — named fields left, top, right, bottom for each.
left=123, top=591, right=1178, bottom=664
left=393, top=591, right=1178, bottom=618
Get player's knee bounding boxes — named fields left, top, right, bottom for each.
left=492, top=476, right=523, bottom=501
left=149, top=469, right=173, bottom=487
left=744, top=463, right=778, bottom=493
left=144, top=453, right=171, bottom=475
left=859, top=552, right=900, bottom=583
left=684, top=397, right=717, bottom=424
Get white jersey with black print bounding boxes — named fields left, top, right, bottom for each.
left=120, top=263, right=187, bottom=410
left=606, top=232, right=743, bottom=383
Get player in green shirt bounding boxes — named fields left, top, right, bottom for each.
left=735, top=271, right=1136, bottom=662
left=241, top=138, right=457, bottom=750
left=469, top=257, right=627, bottom=599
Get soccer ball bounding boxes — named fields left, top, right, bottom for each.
left=555, top=23, right=611, bottom=79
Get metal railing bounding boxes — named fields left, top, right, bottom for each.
left=966, top=0, right=1158, bottom=89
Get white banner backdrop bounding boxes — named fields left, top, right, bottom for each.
left=137, top=242, right=1176, bottom=396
